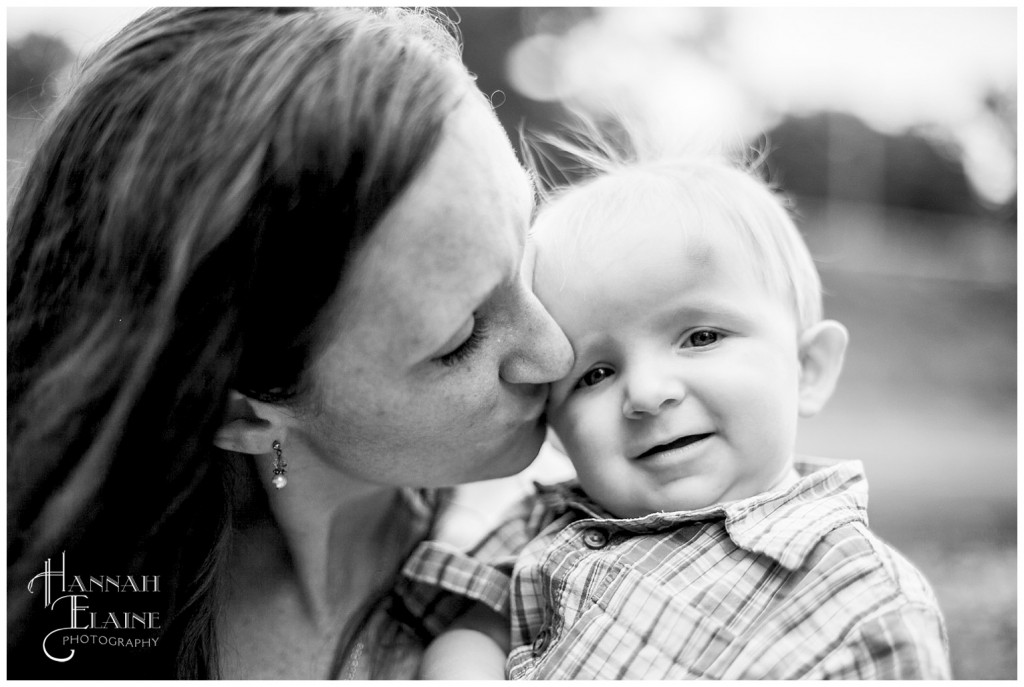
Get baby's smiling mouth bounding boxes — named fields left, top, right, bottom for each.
left=634, top=433, right=714, bottom=460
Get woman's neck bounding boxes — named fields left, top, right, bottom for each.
left=225, top=460, right=419, bottom=629
left=216, top=459, right=430, bottom=679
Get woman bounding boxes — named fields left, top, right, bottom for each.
left=7, top=7, right=572, bottom=679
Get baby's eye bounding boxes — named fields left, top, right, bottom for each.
left=684, top=329, right=721, bottom=348
left=576, top=366, right=614, bottom=389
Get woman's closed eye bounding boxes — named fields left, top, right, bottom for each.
left=437, top=315, right=490, bottom=366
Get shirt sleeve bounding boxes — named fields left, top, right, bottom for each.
left=813, top=602, right=952, bottom=679
left=467, top=487, right=561, bottom=564
left=395, top=491, right=556, bottom=639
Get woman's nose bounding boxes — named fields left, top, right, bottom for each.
left=499, top=286, right=574, bottom=385
left=622, top=365, right=685, bottom=419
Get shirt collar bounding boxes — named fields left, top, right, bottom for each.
left=538, top=457, right=869, bottom=571
left=721, top=458, right=868, bottom=570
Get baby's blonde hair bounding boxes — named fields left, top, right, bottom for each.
left=526, top=114, right=823, bottom=332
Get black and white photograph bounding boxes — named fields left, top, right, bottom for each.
left=7, top=5, right=1016, bottom=680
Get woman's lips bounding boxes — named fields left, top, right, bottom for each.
left=634, top=432, right=714, bottom=460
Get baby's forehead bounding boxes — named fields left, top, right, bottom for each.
left=531, top=160, right=821, bottom=332
left=532, top=172, right=733, bottom=264
left=530, top=173, right=786, bottom=304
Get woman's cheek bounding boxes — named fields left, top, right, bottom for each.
left=547, top=398, right=574, bottom=450
left=434, top=363, right=499, bottom=415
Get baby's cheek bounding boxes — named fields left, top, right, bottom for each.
left=548, top=398, right=597, bottom=460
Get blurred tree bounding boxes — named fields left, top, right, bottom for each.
left=456, top=7, right=1014, bottom=223
left=453, top=7, right=568, bottom=158
left=764, top=113, right=998, bottom=218
left=8, top=32, right=72, bottom=109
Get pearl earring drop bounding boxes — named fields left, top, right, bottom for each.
left=272, top=440, right=288, bottom=489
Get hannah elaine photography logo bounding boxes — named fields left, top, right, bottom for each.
left=27, top=552, right=162, bottom=662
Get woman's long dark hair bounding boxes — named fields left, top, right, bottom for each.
left=8, top=7, right=466, bottom=678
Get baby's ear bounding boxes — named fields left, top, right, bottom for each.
left=797, top=320, right=849, bottom=418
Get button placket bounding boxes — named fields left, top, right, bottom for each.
left=582, top=527, right=609, bottom=549
left=532, top=627, right=550, bottom=656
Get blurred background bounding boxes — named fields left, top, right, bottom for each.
left=7, top=6, right=1016, bottom=679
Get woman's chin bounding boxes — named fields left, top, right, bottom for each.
left=472, top=421, right=546, bottom=483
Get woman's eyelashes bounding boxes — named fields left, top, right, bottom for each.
left=438, top=315, right=490, bottom=366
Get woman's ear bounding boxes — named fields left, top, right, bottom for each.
left=797, top=320, right=849, bottom=418
left=214, top=391, right=284, bottom=455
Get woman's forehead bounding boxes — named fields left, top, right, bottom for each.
left=334, top=98, right=532, bottom=339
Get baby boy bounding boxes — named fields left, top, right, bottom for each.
left=408, top=153, right=951, bottom=680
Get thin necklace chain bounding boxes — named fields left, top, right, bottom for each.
left=343, top=638, right=365, bottom=680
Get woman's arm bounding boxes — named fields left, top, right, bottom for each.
left=419, top=602, right=510, bottom=680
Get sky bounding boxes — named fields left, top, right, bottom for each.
left=7, top=6, right=146, bottom=55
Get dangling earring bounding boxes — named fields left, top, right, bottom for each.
left=272, top=440, right=288, bottom=489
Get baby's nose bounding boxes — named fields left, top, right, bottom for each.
left=622, top=369, right=686, bottom=419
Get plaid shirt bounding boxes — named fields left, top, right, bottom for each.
left=399, top=457, right=951, bottom=679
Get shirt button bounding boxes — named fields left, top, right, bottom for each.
left=582, top=528, right=609, bottom=549
left=532, top=628, right=550, bottom=655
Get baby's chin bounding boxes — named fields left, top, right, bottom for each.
left=706, top=466, right=802, bottom=508
left=601, top=466, right=802, bottom=518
